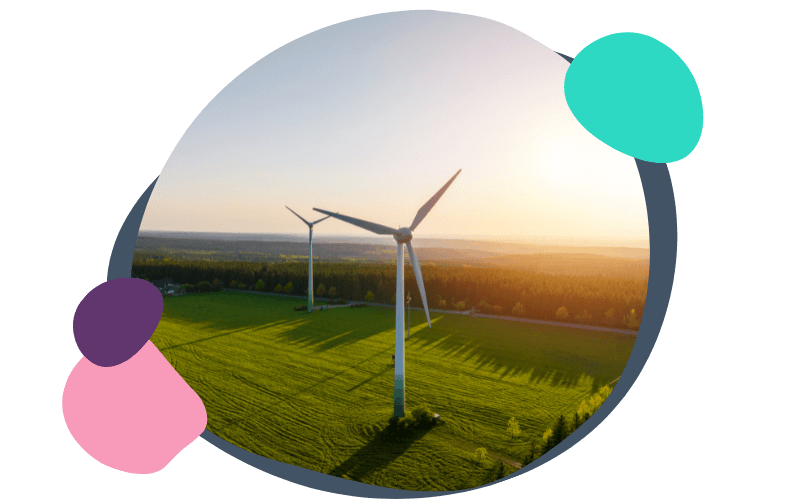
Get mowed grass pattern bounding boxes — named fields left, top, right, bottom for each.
left=151, top=292, right=635, bottom=490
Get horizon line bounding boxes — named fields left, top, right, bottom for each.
left=137, top=229, right=650, bottom=249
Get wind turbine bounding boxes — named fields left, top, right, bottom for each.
left=314, top=169, right=461, bottom=418
left=285, top=206, right=332, bottom=312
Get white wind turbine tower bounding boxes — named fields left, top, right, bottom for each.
left=285, top=206, right=332, bottom=312
left=314, top=169, right=461, bottom=418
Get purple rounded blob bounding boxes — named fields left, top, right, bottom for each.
left=73, top=278, right=163, bottom=367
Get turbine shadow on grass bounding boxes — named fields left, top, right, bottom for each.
left=328, top=422, right=435, bottom=483
left=164, top=293, right=632, bottom=393
left=216, top=345, right=397, bottom=433
left=404, top=311, right=635, bottom=394
left=346, top=365, right=394, bottom=392
left=271, top=308, right=396, bottom=353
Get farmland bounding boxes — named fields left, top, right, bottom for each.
left=151, top=291, right=636, bottom=491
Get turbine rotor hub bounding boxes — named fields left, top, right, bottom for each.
left=394, top=228, right=413, bottom=243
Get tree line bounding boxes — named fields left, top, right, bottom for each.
left=132, top=259, right=646, bottom=329
left=468, top=385, right=614, bottom=487
left=522, top=385, right=613, bottom=466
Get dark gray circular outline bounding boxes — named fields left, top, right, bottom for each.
left=106, top=15, right=677, bottom=499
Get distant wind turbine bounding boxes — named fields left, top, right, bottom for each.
left=314, top=169, right=461, bottom=418
left=285, top=206, right=332, bottom=312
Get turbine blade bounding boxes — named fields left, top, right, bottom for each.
left=285, top=206, right=310, bottom=225
left=313, top=208, right=399, bottom=236
left=406, top=242, right=431, bottom=328
left=310, top=214, right=333, bottom=225
left=409, top=169, right=461, bottom=232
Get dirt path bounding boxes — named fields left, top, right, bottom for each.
left=467, top=312, right=638, bottom=335
left=350, top=301, right=638, bottom=335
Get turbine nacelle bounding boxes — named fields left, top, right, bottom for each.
left=393, top=228, right=413, bottom=243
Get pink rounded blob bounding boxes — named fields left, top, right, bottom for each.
left=62, top=341, right=207, bottom=473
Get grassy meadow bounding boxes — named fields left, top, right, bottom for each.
left=151, top=291, right=635, bottom=491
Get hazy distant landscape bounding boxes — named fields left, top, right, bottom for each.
left=135, top=232, right=649, bottom=272
left=137, top=230, right=649, bottom=250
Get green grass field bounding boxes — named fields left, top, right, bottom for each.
left=151, top=291, right=635, bottom=491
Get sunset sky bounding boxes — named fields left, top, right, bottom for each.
left=140, top=11, right=649, bottom=247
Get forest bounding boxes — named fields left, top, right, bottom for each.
left=132, top=254, right=648, bottom=330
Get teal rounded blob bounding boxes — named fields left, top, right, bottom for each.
left=564, top=32, right=703, bottom=163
